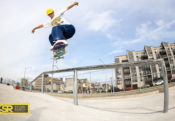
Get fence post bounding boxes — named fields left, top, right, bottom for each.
left=73, top=70, right=78, bottom=105
left=41, top=73, right=44, bottom=93
left=161, top=61, right=169, bottom=113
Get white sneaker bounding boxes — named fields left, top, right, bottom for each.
left=54, top=40, right=68, bottom=46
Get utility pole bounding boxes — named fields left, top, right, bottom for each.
left=99, top=58, right=108, bottom=93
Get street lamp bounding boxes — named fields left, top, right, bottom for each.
left=24, top=66, right=32, bottom=80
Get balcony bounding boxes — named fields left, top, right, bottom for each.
left=166, top=67, right=171, bottom=71
left=156, top=55, right=161, bottom=59
left=159, top=49, right=166, bottom=55
left=124, top=80, right=131, bottom=85
left=123, top=69, right=130, bottom=74
left=165, top=63, right=170, bottom=68
left=122, top=59, right=128, bottom=62
left=143, top=67, right=151, bottom=71
left=161, top=55, right=168, bottom=58
left=164, top=57, right=168, bottom=61
left=124, top=75, right=131, bottom=79
left=141, top=54, right=148, bottom=60
left=116, top=72, right=121, bottom=75
left=165, top=61, right=169, bottom=64
left=123, top=67, right=129, bottom=69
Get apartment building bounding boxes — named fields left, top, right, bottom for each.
left=115, top=41, right=175, bottom=90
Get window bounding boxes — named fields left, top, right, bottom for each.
left=115, top=58, right=120, bottom=63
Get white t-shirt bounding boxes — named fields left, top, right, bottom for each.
left=43, top=8, right=70, bottom=28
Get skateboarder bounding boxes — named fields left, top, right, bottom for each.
left=32, top=2, right=78, bottom=50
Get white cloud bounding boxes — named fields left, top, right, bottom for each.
left=112, top=20, right=175, bottom=46
left=106, top=33, right=118, bottom=41
left=108, top=19, right=175, bottom=57
left=109, top=49, right=123, bottom=55
left=156, top=20, right=165, bottom=27
left=136, top=20, right=175, bottom=41
left=84, top=10, right=121, bottom=32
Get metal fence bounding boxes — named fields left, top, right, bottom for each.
left=29, top=59, right=169, bottom=113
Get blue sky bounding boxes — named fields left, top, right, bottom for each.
left=0, top=0, right=175, bottom=81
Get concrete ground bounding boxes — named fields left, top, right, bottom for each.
left=0, top=84, right=175, bottom=121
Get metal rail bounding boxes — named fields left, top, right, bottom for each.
left=30, top=59, right=169, bottom=112
left=43, top=59, right=162, bottom=74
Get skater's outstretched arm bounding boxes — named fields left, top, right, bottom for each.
left=59, top=2, right=79, bottom=16
left=67, top=2, right=79, bottom=10
left=32, top=24, right=44, bottom=33
left=32, top=2, right=78, bottom=33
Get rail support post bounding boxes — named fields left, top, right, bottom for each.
left=161, top=61, right=169, bottom=113
left=73, top=70, right=78, bottom=105
left=41, top=73, right=44, bottom=93
left=51, top=58, right=54, bottom=93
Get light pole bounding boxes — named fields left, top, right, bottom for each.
left=23, top=66, right=32, bottom=89
left=99, top=58, right=108, bottom=93
left=24, top=66, right=32, bottom=79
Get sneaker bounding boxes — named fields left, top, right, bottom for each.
left=54, top=40, right=68, bottom=46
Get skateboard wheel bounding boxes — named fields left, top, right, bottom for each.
left=54, top=52, right=57, bottom=55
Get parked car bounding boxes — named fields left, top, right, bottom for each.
left=124, top=87, right=133, bottom=91
left=153, top=78, right=164, bottom=86
left=108, top=87, right=121, bottom=92
left=142, top=84, right=150, bottom=88
left=154, top=80, right=164, bottom=86
left=169, top=78, right=175, bottom=83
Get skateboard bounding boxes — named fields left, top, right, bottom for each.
left=53, top=42, right=66, bottom=60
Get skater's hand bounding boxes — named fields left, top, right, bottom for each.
left=31, top=25, right=44, bottom=34
left=74, top=2, right=79, bottom=6
left=32, top=28, right=35, bottom=34
left=67, top=2, right=79, bottom=10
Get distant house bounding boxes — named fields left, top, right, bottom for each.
left=102, top=83, right=111, bottom=92
left=64, top=78, right=88, bottom=93
left=64, top=78, right=74, bottom=92
left=21, top=78, right=28, bottom=88
left=35, top=75, right=63, bottom=91
left=45, top=83, right=64, bottom=92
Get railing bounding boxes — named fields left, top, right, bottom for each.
left=30, top=59, right=169, bottom=113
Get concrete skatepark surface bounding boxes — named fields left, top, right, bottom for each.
left=0, top=84, right=175, bottom=121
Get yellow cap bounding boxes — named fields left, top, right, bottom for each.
left=46, top=9, right=54, bottom=15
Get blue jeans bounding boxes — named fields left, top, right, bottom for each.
left=49, top=25, right=75, bottom=46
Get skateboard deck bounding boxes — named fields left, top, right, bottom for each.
left=53, top=42, right=66, bottom=60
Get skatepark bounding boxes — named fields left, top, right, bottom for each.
left=1, top=1, right=175, bottom=121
